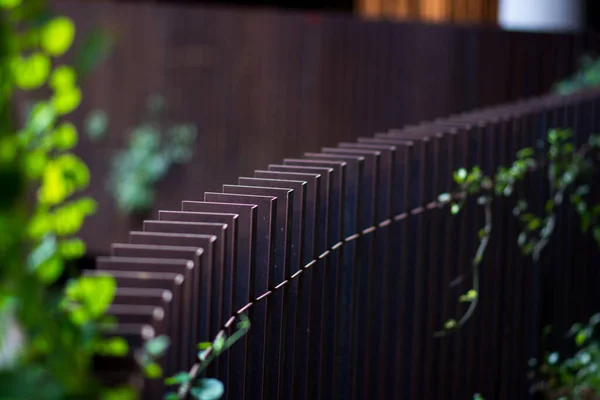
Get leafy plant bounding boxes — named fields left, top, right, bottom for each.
left=436, top=128, right=600, bottom=336
left=554, top=55, right=600, bottom=95
left=164, top=314, right=250, bottom=400
left=531, top=315, right=600, bottom=399
left=0, top=1, right=132, bottom=398
left=86, top=94, right=197, bottom=215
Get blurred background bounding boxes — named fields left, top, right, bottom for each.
left=57, top=0, right=600, bottom=254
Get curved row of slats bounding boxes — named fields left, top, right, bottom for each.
left=94, top=87, right=600, bottom=399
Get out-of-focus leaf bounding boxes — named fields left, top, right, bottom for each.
left=27, top=101, right=55, bottom=134
left=190, top=378, right=224, bottom=400
left=0, top=0, right=22, bottom=9
left=74, top=27, right=114, bottom=78
left=12, top=53, right=51, bottom=90
left=53, top=122, right=78, bottom=150
left=49, top=65, right=76, bottom=91
left=26, top=235, right=57, bottom=272
left=36, top=256, right=64, bottom=284
left=51, top=85, right=82, bottom=115
left=84, top=109, right=109, bottom=140
left=41, top=17, right=75, bottom=56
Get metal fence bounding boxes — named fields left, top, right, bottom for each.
left=92, top=87, right=600, bottom=399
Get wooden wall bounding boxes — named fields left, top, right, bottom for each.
left=53, top=0, right=600, bottom=253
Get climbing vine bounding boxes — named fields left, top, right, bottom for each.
left=437, top=128, right=600, bottom=336
left=164, top=314, right=250, bottom=400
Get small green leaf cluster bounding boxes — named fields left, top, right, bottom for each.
left=553, top=55, right=600, bottom=95
left=138, top=335, right=171, bottom=379
left=164, top=314, right=250, bottom=400
left=532, top=314, right=600, bottom=399
left=93, top=94, right=197, bottom=215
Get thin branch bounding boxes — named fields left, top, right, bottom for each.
left=435, top=199, right=492, bottom=338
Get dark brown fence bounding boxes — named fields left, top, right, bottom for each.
left=92, top=88, right=600, bottom=399
left=53, top=0, right=600, bottom=253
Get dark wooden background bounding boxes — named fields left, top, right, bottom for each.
left=54, top=0, right=600, bottom=253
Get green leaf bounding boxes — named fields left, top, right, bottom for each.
left=454, top=168, right=467, bottom=184
left=41, top=17, right=76, bottom=56
left=144, top=362, right=162, bottom=379
left=450, top=203, right=460, bottom=215
left=66, top=275, right=116, bottom=319
left=0, top=137, right=17, bottom=163
left=52, top=86, right=82, bottom=115
left=27, top=102, right=56, bottom=134
left=548, top=352, right=559, bottom=365
left=36, top=257, right=64, bottom=284
left=58, top=237, right=86, bottom=259
left=74, top=28, right=114, bottom=78
left=53, top=203, right=86, bottom=236
left=27, top=212, right=53, bottom=239
left=97, top=337, right=129, bottom=356
left=526, top=218, right=541, bottom=231
left=197, top=341, right=212, bottom=351
left=101, top=386, right=138, bottom=400
left=163, top=393, right=179, bottom=400
left=518, top=233, right=527, bottom=247
left=38, top=164, right=68, bottom=206
left=145, top=335, right=171, bottom=357
left=589, top=135, right=600, bottom=147
left=54, top=153, right=90, bottom=188
left=459, top=289, right=478, bottom=303
left=576, top=330, right=588, bottom=346
left=444, top=319, right=457, bottom=330
left=12, top=53, right=51, bottom=90
left=84, top=109, right=109, bottom=140
left=53, top=122, right=78, bottom=150
left=0, top=0, right=22, bottom=9
left=50, top=65, right=77, bottom=91
left=75, top=197, right=98, bottom=215
left=24, top=150, right=48, bottom=179
left=164, top=372, right=191, bottom=386
left=27, top=235, right=57, bottom=272
left=516, top=147, right=534, bottom=159
left=190, top=378, right=225, bottom=400
left=437, top=193, right=451, bottom=203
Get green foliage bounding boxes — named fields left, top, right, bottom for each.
left=554, top=55, right=600, bottom=95
left=98, top=94, right=197, bottom=215
left=0, top=2, right=133, bottom=399
left=532, top=315, right=600, bottom=399
left=164, top=314, right=250, bottom=400
left=73, top=27, right=114, bottom=79
left=437, top=128, right=600, bottom=336
left=85, top=109, right=108, bottom=141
